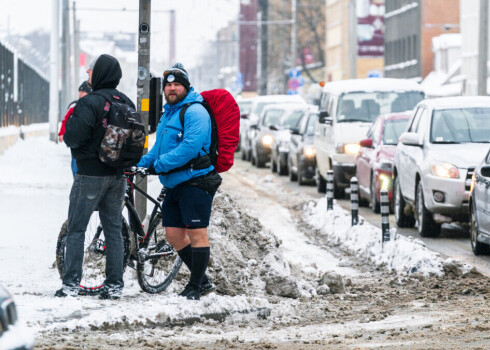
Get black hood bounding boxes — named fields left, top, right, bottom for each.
left=91, top=54, right=122, bottom=91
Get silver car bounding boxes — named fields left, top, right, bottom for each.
left=469, top=148, right=490, bottom=255
left=393, top=97, right=490, bottom=237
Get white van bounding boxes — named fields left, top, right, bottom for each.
left=315, top=78, right=425, bottom=197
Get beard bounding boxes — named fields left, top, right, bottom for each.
left=164, top=89, right=187, bottom=105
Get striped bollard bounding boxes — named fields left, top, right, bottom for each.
left=350, top=177, right=359, bottom=226
left=380, top=189, right=390, bottom=244
left=326, top=170, right=334, bottom=211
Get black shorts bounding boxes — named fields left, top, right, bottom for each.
left=161, top=184, right=216, bottom=228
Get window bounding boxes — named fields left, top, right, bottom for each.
left=431, top=108, right=490, bottom=143
left=408, top=107, right=424, bottom=132
left=262, top=109, right=284, bottom=127
left=383, top=118, right=411, bottom=145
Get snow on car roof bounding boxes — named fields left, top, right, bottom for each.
left=322, top=78, right=424, bottom=94
left=419, top=96, right=490, bottom=110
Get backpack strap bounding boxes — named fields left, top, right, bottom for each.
left=179, top=101, right=202, bottom=129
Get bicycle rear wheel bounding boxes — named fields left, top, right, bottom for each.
left=136, top=212, right=182, bottom=294
left=56, top=212, right=131, bottom=295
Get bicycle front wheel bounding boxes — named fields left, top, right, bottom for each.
left=55, top=213, right=131, bottom=295
left=136, top=212, right=182, bottom=294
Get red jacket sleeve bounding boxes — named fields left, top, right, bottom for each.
left=59, top=105, right=75, bottom=136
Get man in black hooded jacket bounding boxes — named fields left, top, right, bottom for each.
left=55, top=54, right=135, bottom=300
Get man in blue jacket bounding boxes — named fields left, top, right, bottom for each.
left=138, top=63, right=219, bottom=300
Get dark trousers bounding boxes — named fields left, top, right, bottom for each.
left=62, top=174, right=126, bottom=290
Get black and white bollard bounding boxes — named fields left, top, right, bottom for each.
left=350, top=177, right=359, bottom=226
left=326, top=170, right=334, bottom=211
left=380, top=189, right=390, bottom=243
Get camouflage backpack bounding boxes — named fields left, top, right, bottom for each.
left=93, top=91, right=145, bottom=168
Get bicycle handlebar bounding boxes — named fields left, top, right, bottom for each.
left=127, top=166, right=149, bottom=176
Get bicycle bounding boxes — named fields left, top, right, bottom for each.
left=55, top=167, right=182, bottom=295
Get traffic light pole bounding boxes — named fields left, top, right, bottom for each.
left=136, top=0, right=151, bottom=219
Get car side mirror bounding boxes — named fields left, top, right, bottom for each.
left=359, top=138, right=373, bottom=148
left=481, top=165, right=490, bottom=177
left=399, top=132, right=422, bottom=147
left=290, top=128, right=300, bottom=135
left=318, top=110, right=333, bottom=125
left=240, top=113, right=249, bottom=119
left=250, top=124, right=258, bottom=130
left=269, top=125, right=279, bottom=131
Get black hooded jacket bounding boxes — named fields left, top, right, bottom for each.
left=64, top=54, right=135, bottom=176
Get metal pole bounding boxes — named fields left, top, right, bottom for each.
left=259, top=0, right=268, bottom=95
left=348, top=0, right=357, bottom=79
left=478, top=0, right=488, bottom=95
left=350, top=177, right=359, bottom=226
left=169, top=10, right=175, bottom=66
left=291, top=0, right=297, bottom=70
left=49, top=0, right=60, bottom=142
left=380, top=189, right=390, bottom=244
left=326, top=170, right=334, bottom=211
left=136, top=0, right=151, bottom=219
left=73, top=1, right=80, bottom=85
left=61, top=0, right=70, bottom=112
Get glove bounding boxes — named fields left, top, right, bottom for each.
left=147, top=164, right=158, bottom=175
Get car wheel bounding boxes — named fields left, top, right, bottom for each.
left=416, top=181, right=441, bottom=237
left=370, top=174, right=380, bottom=213
left=394, top=177, right=415, bottom=228
left=316, top=171, right=326, bottom=193
left=256, top=154, right=266, bottom=168
left=278, top=156, right=288, bottom=176
left=251, top=152, right=256, bottom=166
left=470, top=202, right=489, bottom=255
left=333, top=177, right=344, bottom=199
left=270, top=154, right=277, bottom=173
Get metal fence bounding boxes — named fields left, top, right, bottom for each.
left=0, top=41, right=49, bottom=128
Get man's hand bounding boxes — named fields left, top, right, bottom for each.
left=59, top=135, right=64, bottom=143
left=147, top=164, right=158, bottom=175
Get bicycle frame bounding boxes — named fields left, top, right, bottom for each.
left=124, top=173, right=172, bottom=263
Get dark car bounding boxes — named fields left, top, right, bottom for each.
left=469, top=149, right=490, bottom=255
left=287, top=110, right=318, bottom=185
left=236, top=98, right=253, bottom=152
left=355, top=112, right=411, bottom=212
left=270, top=105, right=312, bottom=175
left=0, top=286, right=34, bottom=349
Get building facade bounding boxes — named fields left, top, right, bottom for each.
left=325, top=0, right=385, bottom=82
left=384, top=0, right=460, bottom=80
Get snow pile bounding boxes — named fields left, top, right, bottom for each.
left=303, top=198, right=470, bottom=277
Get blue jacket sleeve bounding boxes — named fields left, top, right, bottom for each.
left=137, top=115, right=164, bottom=167
left=154, top=104, right=210, bottom=173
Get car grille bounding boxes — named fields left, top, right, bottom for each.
left=465, top=167, right=475, bottom=191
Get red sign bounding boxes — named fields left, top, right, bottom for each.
left=357, top=0, right=385, bottom=57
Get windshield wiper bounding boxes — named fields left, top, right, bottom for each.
left=337, top=119, right=370, bottom=123
left=432, top=141, right=461, bottom=144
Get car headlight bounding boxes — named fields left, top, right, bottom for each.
left=336, top=143, right=360, bottom=155
left=430, top=161, right=460, bottom=178
left=470, top=173, right=476, bottom=194
left=379, top=173, right=392, bottom=191
left=261, top=134, right=273, bottom=146
left=303, top=146, right=316, bottom=157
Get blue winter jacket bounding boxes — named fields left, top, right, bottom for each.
left=137, top=88, right=213, bottom=188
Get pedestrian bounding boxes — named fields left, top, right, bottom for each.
left=138, top=63, right=219, bottom=300
left=55, top=54, right=135, bottom=300
left=58, top=80, right=92, bottom=177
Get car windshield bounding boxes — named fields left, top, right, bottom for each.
left=383, top=118, right=410, bottom=145
left=305, top=113, right=317, bottom=135
left=280, top=110, right=304, bottom=129
left=431, top=108, right=490, bottom=143
left=262, top=109, right=285, bottom=127
left=337, top=91, right=424, bottom=123
left=238, top=100, right=252, bottom=115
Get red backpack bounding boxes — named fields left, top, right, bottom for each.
left=179, top=89, right=240, bottom=173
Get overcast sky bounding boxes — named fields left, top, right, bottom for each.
left=0, top=0, right=238, bottom=68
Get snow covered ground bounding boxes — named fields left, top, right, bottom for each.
left=0, top=133, right=486, bottom=349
